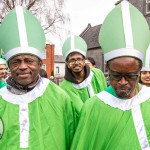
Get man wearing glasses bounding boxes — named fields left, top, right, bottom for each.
left=71, top=1, right=150, bottom=149
left=60, top=35, right=107, bottom=114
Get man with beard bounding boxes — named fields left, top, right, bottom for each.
left=0, top=58, right=7, bottom=88
left=71, top=1, right=150, bottom=149
left=60, top=35, right=107, bottom=114
left=0, top=6, right=76, bottom=150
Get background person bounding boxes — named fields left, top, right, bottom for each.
left=139, top=45, right=150, bottom=86
left=71, top=1, right=150, bottom=149
left=0, top=58, right=7, bottom=88
left=85, top=57, right=96, bottom=68
left=39, top=68, right=48, bottom=78
left=139, top=70, right=150, bottom=86
left=0, top=6, right=76, bottom=149
left=60, top=35, right=107, bottom=114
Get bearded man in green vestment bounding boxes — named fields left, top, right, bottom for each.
left=71, top=1, right=150, bottom=149
left=60, top=35, right=107, bottom=115
left=0, top=6, right=76, bottom=150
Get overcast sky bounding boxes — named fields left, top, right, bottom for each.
left=66, top=0, right=118, bottom=35
left=54, top=0, right=118, bottom=55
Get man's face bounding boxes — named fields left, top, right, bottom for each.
left=140, top=71, right=150, bottom=86
left=85, top=59, right=93, bottom=68
left=67, top=53, right=85, bottom=73
left=8, top=55, right=42, bottom=86
left=0, top=64, right=6, bottom=79
left=108, top=57, right=141, bottom=99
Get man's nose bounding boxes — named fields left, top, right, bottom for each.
left=118, top=76, right=128, bottom=84
left=2, top=69, right=6, bottom=73
left=18, top=61, right=28, bottom=69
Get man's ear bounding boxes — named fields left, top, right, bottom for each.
left=66, top=62, right=70, bottom=68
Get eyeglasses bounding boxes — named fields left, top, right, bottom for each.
left=68, top=58, right=84, bottom=65
left=109, top=73, right=139, bottom=81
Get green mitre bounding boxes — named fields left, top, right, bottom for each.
left=99, top=0, right=150, bottom=62
left=62, top=35, right=87, bottom=59
left=0, top=6, right=46, bottom=61
left=141, top=44, right=150, bottom=71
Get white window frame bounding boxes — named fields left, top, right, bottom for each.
left=146, top=0, right=150, bottom=14
left=43, top=49, right=46, bottom=59
left=42, top=64, right=46, bottom=70
left=55, top=66, right=59, bottom=74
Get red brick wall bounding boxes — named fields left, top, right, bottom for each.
left=42, top=44, right=54, bottom=78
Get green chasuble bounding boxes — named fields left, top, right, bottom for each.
left=0, top=80, right=6, bottom=88
left=71, top=86, right=150, bottom=150
left=60, top=68, right=107, bottom=114
left=0, top=78, right=76, bottom=150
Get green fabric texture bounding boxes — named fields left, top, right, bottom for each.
left=105, top=86, right=118, bottom=98
left=0, top=82, right=76, bottom=150
left=99, top=1, right=150, bottom=59
left=62, top=35, right=87, bottom=59
left=130, top=4, right=150, bottom=54
left=24, top=9, right=46, bottom=54
left=99, top=4, right=125, bottom=54
left=0, top=9, right=20, bottom=53
left=60, top=68, right=107, bottom=114
left=0, top=6, right=46, bottom=60
left=71, top=94, right=150, bottom=150
left=0, top=80, right=6, bottom=88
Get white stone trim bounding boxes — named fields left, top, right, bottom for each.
left=132, top=105, right=150, bottom=149
left=104, top=48, right=143, bottom=62
left=96, top=86, right=150, bottom=111
left=5, top=47, right=44, bottom=61
left=16, top=6, right=28, bottom=48
left=73, top=71, right=95, bottom=97
left=122, top=1, right=133, bottom=49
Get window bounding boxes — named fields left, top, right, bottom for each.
left=56, top=66, right=59, bottom=74
left=146, top=0, right=150, bottom=14
left=42, top=49, right=46, bottom=59
left=42, top=64, right=46, bottom=70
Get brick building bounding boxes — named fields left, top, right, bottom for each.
left=80, top=24, right=104, bottom=71
left=42, top=44, right=54, bottom=78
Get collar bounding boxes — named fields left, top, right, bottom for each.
left=6, top=75, right=41, bottom=95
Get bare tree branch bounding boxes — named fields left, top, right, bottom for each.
left=0, top=0, right=70, bottom=42
left=27, top=0, right=37, bottom=10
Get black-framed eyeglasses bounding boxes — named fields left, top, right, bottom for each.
left=68, top=58, right=84, bottom=64
left=109, top=73, right=139, bottom=81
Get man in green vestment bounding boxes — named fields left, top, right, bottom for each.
left=0, top=6, right=76, bottom=150
left=71, top=1, right=150, bottom=149
left=0, top=58, right=7, bottom=88
left=60, top=35, right=107, bottom=114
